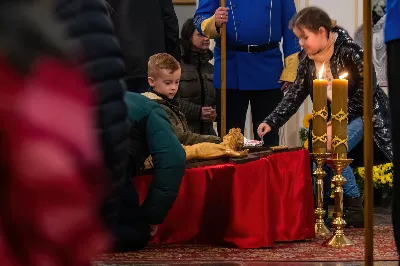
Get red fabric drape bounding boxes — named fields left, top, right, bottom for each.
left=134, top=149, right=315, bottom=248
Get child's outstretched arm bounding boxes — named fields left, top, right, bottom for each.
left=263, top=52, right=310, bottom=131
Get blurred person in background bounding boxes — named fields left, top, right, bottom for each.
left=107, top=0, right=180, bottom=93
left=55, top=0, right=128, bottom=238
left=355, top=1, right=387, bottom=91
left=177, top=18, right=217, bottom=136
left=0, top=1, right=109, bottom=265
left=385, top=0, right=400, bottom=254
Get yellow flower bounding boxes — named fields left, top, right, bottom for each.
left=357, top=167, right=365, bottom=178
left=303, top=139, right=308, bottom=149
left=303, top=113, right=313, bottom=128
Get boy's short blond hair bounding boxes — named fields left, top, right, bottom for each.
left=148, top=53, right=181, bottom=78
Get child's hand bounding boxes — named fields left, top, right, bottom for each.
left=279, top=81, right=292, bottom=92
left=257, top=122, right=272, bottom=138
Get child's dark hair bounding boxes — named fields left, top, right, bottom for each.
left=289, top=7, right=332, bottom=35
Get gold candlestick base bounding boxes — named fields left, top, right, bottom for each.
left=324, top=156, right=354, bottom=247
left=315, top=213, right=332, bottom=236
left=311, top=149, right=331, bottom=237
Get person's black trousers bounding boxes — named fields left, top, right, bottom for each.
left=215, top=88, right=283, bottom=146
left=109, top=180, right=150, bottom=252
left=387, top=39, right=400, bottom=254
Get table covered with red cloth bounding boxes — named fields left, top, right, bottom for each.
left=134, top=149, right=315, bottom=248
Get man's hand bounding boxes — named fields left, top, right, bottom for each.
left=215, top=7, right=229, bottom=28
left=150, top=225, right=159, bottom=236
left=279, top=81, right=292, bottom=92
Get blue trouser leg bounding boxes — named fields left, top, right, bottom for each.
left=341, top=117, right=364, bottom=197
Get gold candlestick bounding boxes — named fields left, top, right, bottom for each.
left=312, top=63, right=328, bottom=150
left=312, top=64, right=330, bottom=236
left=331, top=73, right=349, bottom=155
left=312, top=150, right=331, bottom=236
left=324, top=155, right=354, bottom=247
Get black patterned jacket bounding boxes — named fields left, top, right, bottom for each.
left=263, top=27, right=392, bottom=161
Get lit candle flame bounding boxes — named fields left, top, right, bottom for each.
left=339, top=73, right=348, bottom=79
left=318, top=63, right=325, bottom=80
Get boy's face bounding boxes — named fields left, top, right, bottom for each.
left=148, top=68, right=181, bottom=99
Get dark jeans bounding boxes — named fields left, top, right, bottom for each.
left=215, top=89, right=283, bottom=146
left=315, top=117, right=363, bottom=198
left=126, top=77, right=149, bottom=93
left=388, top=39, right=400, bottom=254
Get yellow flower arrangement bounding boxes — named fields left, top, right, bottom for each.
left=330, top=163, right=393, bottom=198
left=299, top=113, right=313, bottom=149
left=355, top=163, right=393, bottom=188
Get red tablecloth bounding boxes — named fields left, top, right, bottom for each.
left=134, top=149, right=315, bottom=248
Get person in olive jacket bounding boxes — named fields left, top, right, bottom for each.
left=143, top=53, right=221, bottom=146
left=115, top=91, right=186, bottom=251
left=177, top=18, right=217, bottom=136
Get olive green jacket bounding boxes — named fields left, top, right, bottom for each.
left=142, top=92, right=220, bottom=145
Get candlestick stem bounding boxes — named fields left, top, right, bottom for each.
left=324, top=155, right=354, bottom=247
left=312, top=150, right=332, bottom=236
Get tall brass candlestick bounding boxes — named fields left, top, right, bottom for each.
left=331, top=73, right=349, bottom=156
left=311, top=63, right=330, bottom=236
left=312, top=63, right=328, bottom=153
left=325, top=72, right=354, bottom=247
